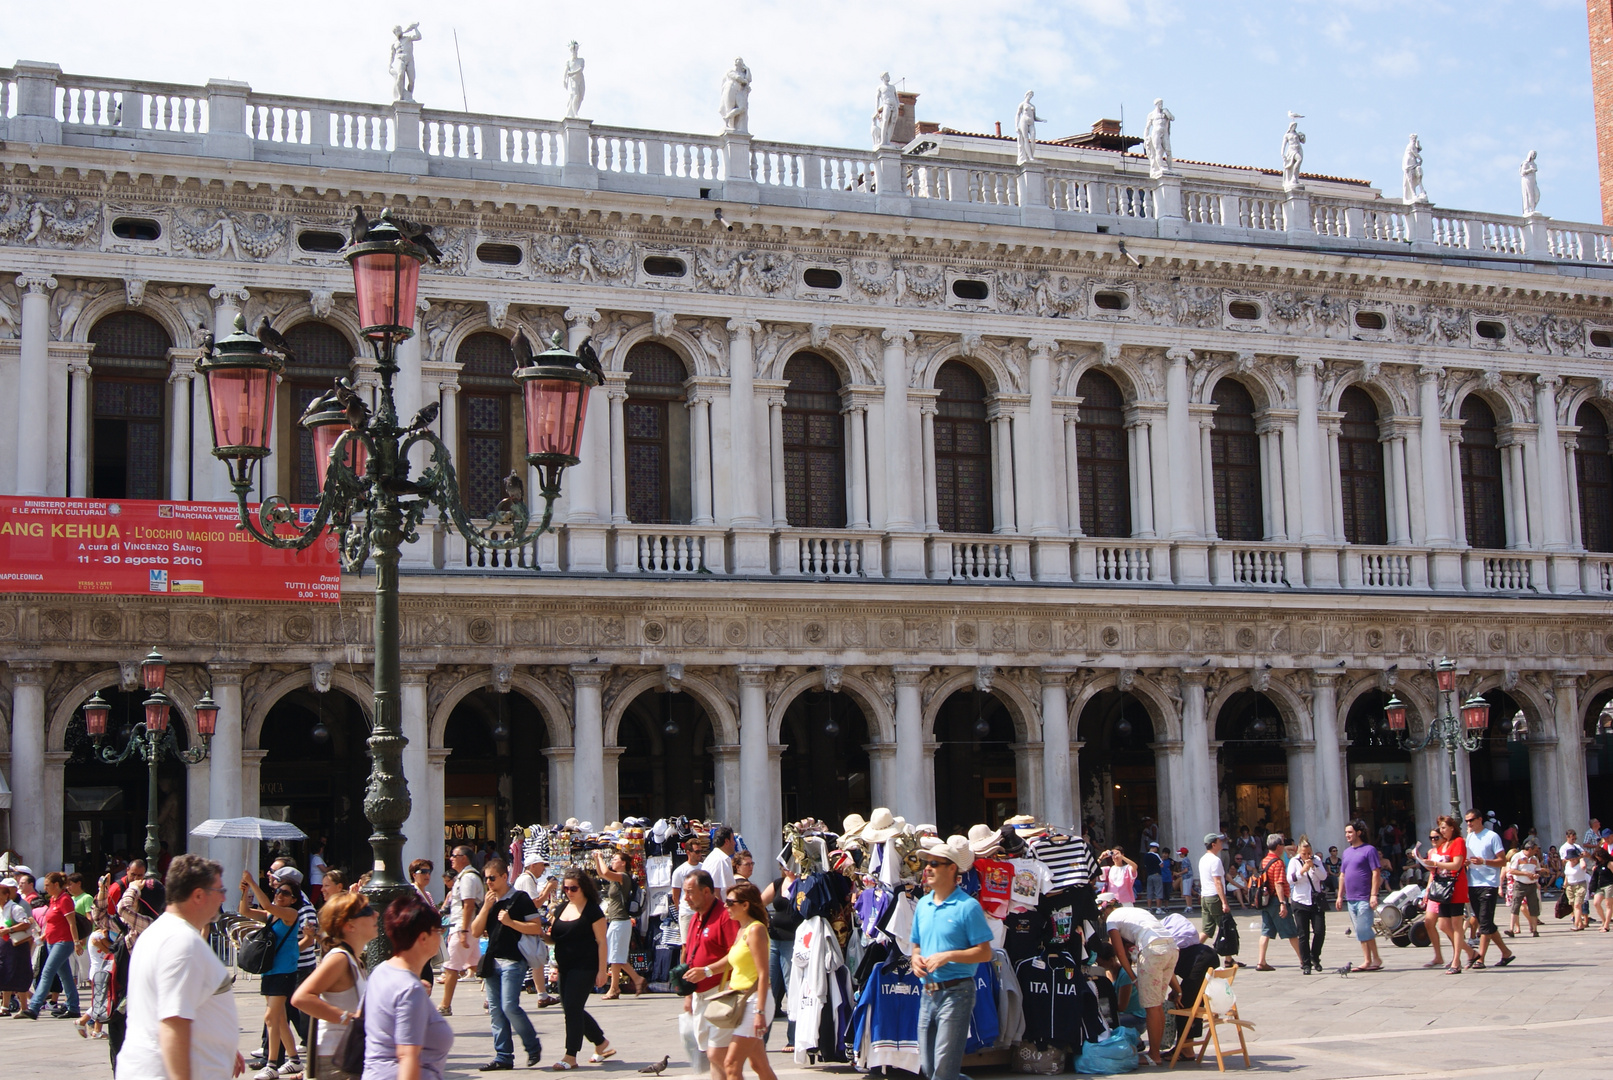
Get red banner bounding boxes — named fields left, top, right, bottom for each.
left=0, top=497, right=342, bottom=603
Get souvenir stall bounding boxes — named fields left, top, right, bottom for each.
left=780, top=810, right=1124, bottom=1073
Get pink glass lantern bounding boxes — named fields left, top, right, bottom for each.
left=1384, top=694, right=1407, bottom=732
left=195, top=691, right=219, bottom=738
left=141, top=648, right=167, bottom=691
left=1461, top=694, right=1491, bottom=731
left=83, top=692, right=111, bottom=738
left=1434, top=659, right=1457, bottom=695
left=197, top=315, right=284, bottom=483
left=144, top=691, right=172, bottom=734
left=345, top=211, right=426, bottom=340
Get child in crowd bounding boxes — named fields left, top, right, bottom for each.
left=1087, top=937, right=1146, bottom=1029
left=76, top=925, right=114, bottom=1039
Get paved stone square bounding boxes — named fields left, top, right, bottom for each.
left=8, top=911, right=1611, bottom=1078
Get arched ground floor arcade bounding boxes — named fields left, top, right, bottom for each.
left=1, top=588, right=1608, bottom=892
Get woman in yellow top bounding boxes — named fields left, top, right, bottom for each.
left=684, top=882, right=776, bottom=1080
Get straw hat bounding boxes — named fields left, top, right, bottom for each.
left=842, top=813, right=869, bottom=841
left=919, top=834, right=976, bottom=872
left=862, top=807, right=901, bottom=843
left=967, top=823, right=1003, bottom=856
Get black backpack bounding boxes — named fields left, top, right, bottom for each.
left=236, top=918, right=288, bottom=975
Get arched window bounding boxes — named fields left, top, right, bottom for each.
left=1074, top=370, right=1130, bottom=538
left=1210, top=379, right=1262, bottom=542
left=782, top=352, right=845, bottom=528
left=623, top=341, right=690, bottom=524
left=934, top=361, right=992, bottom=534
left=1459, top=396, right=1506, bottom=550
left=455, top=332, right=517, bottom=518
left=88, top=312, right=170, bottom=499
left=1576, top=404, right=1613, bottom=552
left=282, top=322, right=353, bottom=503
left=1338, top=386, right=1387, bottom=545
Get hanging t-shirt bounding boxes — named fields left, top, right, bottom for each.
left=965, top=956, right=1002, bottom=1053
left=852, top=957, right=922, bottom=1073
left=1013, top=951, right=1085, bottom=1045
left=645, top=855, right=673, bottom=888
left=1029, top=835, right=1100, bottom=891
left=1008, top=859, right=1055, bottom=912
left=975, top=858, right=1014, bottom=919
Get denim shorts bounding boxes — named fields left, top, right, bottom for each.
left=1346, top=899, right=1375, bottom=941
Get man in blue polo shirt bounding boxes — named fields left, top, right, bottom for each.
left=911, top=834, right=993, bottom=1080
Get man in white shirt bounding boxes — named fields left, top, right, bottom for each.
left=701, top=827, right=736, bottom=892
left=115, top=855, right=242, bottom=1080
left=1462, top=809, right=1514, bottom=967
left=441, top=844, right=486, bottom=1016
left=1099, top=895, right=1178, bottom=1067
left=1505, top=838, right=1542, bottom=937
left=1198, top=833, right=1230, bottom=947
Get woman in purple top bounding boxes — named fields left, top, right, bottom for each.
left=364, top=894, right=455, bottom=1080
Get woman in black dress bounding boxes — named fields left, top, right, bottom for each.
left=538, top=867, right=613, bottom=1070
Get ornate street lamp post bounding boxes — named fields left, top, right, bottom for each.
left=1381, top=658, right=1492, bottom=819
left=195, top=210, right=596, bottom=934
left=82, top=649, right=218, bottom=865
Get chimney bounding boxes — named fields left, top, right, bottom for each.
left=1592, top=1, right=1613, bottom=222
left=894, top=91, right=920, bottom=145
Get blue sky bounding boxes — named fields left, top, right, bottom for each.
left=10, top=0, right=1603, bottom=223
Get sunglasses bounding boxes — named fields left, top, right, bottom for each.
left=412, top=869, right=431, bottom=875
left=350, top=905, right=375, bottom=919
left=563, top=885, right=580, bottom=893
left=724, top=897, right=743, bottom=905
left=275, top=890, right=296, bottom=898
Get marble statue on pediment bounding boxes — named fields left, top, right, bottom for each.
left=720, top=58, right=752, bottom=134
left=564, top=42, right=586, bottom=119
left=1403, top=134, right=1429, bottom=204
left=1521, top=150, right=1540, bottom=217
left=1014, top=92, right=1044, bottom=165
left=391, top=23, right=422, bottom=103
left=1280, top=113, right=1305, bottom=190
left=872, top=72, right=900, bottom=149
left=1143, top=98, right=1174, bottom=178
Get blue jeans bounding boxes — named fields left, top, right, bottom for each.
left=28, top=941, right=79, bottom=1015
left=766, top=938, right=794, bottom=1047
left=917, top=977, right=975, bottom=1080
left=485, top=958, right=541, bottom=1064
left=1346, top=900, right=1375, bottom=942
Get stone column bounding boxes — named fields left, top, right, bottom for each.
left=1564, top=437, right=1584, bottom=551
left=426, top=749, right=449, bottom=883
left=843, top=399, right=870, bottom=528
left=1127, top=413, right=1157, bottom=537
left=400, top=665, right=434, bottom=877
left=544, top=747, right=575, bottom=833
left=1418, top=366, right=1453, bottom=544
left=1164, top=347, right=1195, bottom=537
left=727, top=320, right=762, bottom=525
left=864, top=397, right=887, bottom=528
left=1027, top=340, right=1059, bottom=535
left=14, top=274, right=55, bottom=496
left=438, top=381, right=460, bottom=478
left=43, top=751, right=68, bottom=870
left=1280, top=417, right=1303, bottom=543
left=571, top=665, right=610, bottom=825
left=1153, top=740, right=1185, bottom=854
left=1535, top=377, right=1568, bottom=550
left=992, top=412, right=1018, bottom=532
left=1295, top=358, right=1331, bottom=543
left=167, top=356, right=194, bottom=500
left=206, top=663, right=249, bottom=871
left=881, top=331, right=915, bottom=529
left=1178, top=670, right=1216, bottom=841
left=1547, top=673, right=1588, bottom=848
left=1199, top=418, right=1218, bottom=540
left=601, top=748, right=624, bottom=825
left=607, top=373, right=630, bottom=523
left=865, top=743, right=897, bottom=811
left=1309, top=671, right=1346, bottom=847
left=1041, top=670, right=1073, bottom=827
left=737, top=666, right=774, bottom=853
left=767, top=390, right=789, bottom=526
left=1284, top=740, right=1319, bottom=838
left=921, top=401, right=940, bottom=532
left=893, top=667, right=928, bottom=821
left=564, top=308, right=605, bottom=523
left=1385, top=426, right=1412, bottom=544
left=8, top=663, right=50, bottom=865
left=1064, top=410, right=1083, bottom=536
left=67, top=358, right=92, bottom=497
left=688, top=390, right=714, bottom=525
left=237, top=750, right=268, bottom=879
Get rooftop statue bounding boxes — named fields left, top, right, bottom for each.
left=1280, top=112, right=1306, bottom=191
left=1143, top=98, right=1174, bottom=178
left=1014, top=91, right=1045, bottom=166
left=720, top=58, right=752, bottom=135
left=872, top=72, right=900, bottom=150
left=1403, top=134, right=1429, bottom=204
left=563, top=42, right=586, bottom=120
left=1521, top=149, right=1540, bottom=217
left=390, top=22, right=422, bottom=103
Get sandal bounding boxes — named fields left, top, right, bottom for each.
left=437, top=1006, right=452, bottom=1017
left=550, top=1062, right=577, bottom=1072
left=591, top=1048, right=617, bottom=1063
left=1445, top=965, right=1461, bottom=974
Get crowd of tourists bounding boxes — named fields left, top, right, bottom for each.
left=3, top=806, right=1610, bottom=1078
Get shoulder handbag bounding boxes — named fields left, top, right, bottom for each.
left=1426, top=873, right=1454, bottom=904
left=702, top=979, right=752, bottom=1030
left=236, top=918, right=287, bottom=976
left=331, top=950, right=367, bottom=1076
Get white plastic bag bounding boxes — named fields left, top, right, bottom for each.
left=679, top=1007, right=702, bottom=1067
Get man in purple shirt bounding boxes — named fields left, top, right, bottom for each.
left=1334, top=819, right=1383, bottom=971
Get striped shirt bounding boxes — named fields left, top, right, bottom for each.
left=296, top=898, right=318, bottom=969
left=1029, top=835, right=1099, bottom=890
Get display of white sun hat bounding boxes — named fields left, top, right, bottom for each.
left=861, top=807, right=901, bottom=843
left=968, top=823, right=1004, bottom=856
left=918, top=834, right=976, bottom=872
left=841, top=813, right=869, bottom=842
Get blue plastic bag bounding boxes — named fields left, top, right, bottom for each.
left=1074, top=1027, right=1141, bottom=1075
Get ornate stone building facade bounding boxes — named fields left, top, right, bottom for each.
left=1, top=59, right=1612, bottom=877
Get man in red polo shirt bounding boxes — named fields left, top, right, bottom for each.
left=681, top=869, right=737, bottom=1080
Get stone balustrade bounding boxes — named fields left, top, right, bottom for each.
left=6, top=61, right=1613, bottom=271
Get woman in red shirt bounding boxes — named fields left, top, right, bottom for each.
left=1417, top=815, right=1476, bottom=974
left=20, top=871, right=82, bottom=1019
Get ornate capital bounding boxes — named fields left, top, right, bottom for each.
left=1294, top=356, right=1322, bottom=375
left=1177, top=666, right=1209, bottom=687
left=1417, top=363, right=1444, bottom=381
left=882, top=328, right=914, bottom=346
left=565, top=307, right=600, bottom=328
left=206, top=661, right=253, bottom=685
left=727, top=317, right=761, bottom=338
left=400, top=663, right=436, bottom=685
left=1028, top=336, right=1059, bottom=356
left=892, top=664, right=928, bottom=687
left=570, top=662, right=611, bottom=687
left=124, top=278, right=148, bottom=308
left=8, top=660, right=52, bottom=685
left=737, top=664, right=774, bottom=688
left=1309, top=668, right=1342, bottom=688
left=1165, top=346, right=1194, bottom=364
left=1535, top=373, right=1561, bottom=393
left=209, top=285, right=250, bottom=305
left=16, top=273, right=56, bottom=295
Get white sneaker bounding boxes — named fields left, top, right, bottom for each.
left=254, top=1068, right=278, bottom=1080
left=276, top=1060, right=304, bottom=1077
